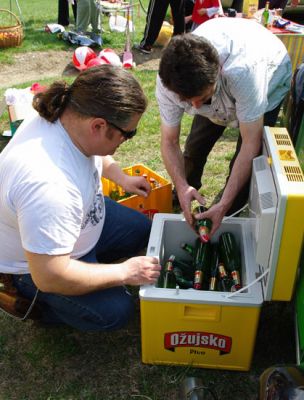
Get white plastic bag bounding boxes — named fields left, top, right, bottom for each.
left=109, top=15, right=134, bottom=33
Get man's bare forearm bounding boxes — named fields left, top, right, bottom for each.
left=160, top=124, right=188, bottom=191
left=26, top=252, right=160, bottom=295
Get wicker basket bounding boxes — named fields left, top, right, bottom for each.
left=0, top=8, right=23, bottom=48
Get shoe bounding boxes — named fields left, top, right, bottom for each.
left=134, top=44, right=152, bottom=54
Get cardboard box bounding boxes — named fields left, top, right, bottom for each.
left=102, top=164, right=172, bottom=217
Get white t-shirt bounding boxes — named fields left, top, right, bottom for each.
left=0, top=114, right=105, bottom=274
left=156, top=17, right=292, bottom=128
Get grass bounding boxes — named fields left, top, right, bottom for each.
left=0, top=0, right=154, bottom=64
left=0, top=2, right=301, bottom=399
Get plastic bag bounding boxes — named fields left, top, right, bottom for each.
left=59, top=31, right=102, bottom=47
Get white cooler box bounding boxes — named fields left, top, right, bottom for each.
left=140, top=127, right=304, bottom=371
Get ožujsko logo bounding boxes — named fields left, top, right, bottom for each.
left=164, top=331, right=232, bottom=355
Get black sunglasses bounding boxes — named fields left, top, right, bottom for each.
left=108, top=121, right=137, bottom=140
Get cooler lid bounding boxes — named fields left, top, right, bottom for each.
left=250, top=127, right=304, bottom=301
left=248, top=154, right=278, bottom=300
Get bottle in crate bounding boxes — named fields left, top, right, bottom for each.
left=193, top=239, right=211, bottom=290
left=217, top=260, right=231, bottom=292
left=172, top=266, right=193, bottom=289
left=193, top=205, right=212, bottom=243
left=173, top=257, right=194, bottom=286
left=162, top=255, right=177, bottom=289
left=109, top=184, right=120, bottom=200
left=209, top=243, right=219, bottom=291
left=219, top=232, right=242, bottom=291
left=180, top=242, right=195, bottom=257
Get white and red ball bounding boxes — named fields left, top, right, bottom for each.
left=72, top=46, right=96, bottom=71
left=86, top=57, right=108, bottom=69
left=98, top=48, right=122, bottom=67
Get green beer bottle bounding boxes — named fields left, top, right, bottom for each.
left=173, top=266, right=193, bottom=289
left=261, top=1, right=270, bottom=28
left=219, top=232, right=242, bottom=291
left=109, top=184, right=120, bottom=200
left=180, top=242, right=195, bottom=257
left=209, top=243, right=219, bottom=291
left=193, top=239, right=211, bottom=290
left=173, top=257, right=194, bottom=281
left=193, top=205, right=212, bottom=243
left=217, top=260, right=231, bottom=292
left=163, top=255, right=177, bottom=289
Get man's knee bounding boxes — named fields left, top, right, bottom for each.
left=86, top=294, right=135, bottom=331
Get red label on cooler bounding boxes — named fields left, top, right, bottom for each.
left=164, top=331, right=232, bottom=354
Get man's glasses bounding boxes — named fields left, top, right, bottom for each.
left=108, top=121, right=137, bottom=140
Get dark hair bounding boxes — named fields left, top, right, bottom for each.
left=159, top=34, right=219, bottom=98
left=32, top=65, right=147, bottom=126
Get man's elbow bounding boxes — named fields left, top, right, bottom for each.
left=31, top=272, right=65, bottom=294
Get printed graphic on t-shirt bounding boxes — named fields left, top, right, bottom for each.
left=81, top=170, right=104, bottom=229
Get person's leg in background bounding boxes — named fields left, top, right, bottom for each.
left=88, top=0, right=100, bottom=33
left=184, top=0, right=194, bottom=32
left=169, top=0, right=185, bottom=35
left=12, top=197, right=151, bottom=331
left=183, top=114, right=225, bottom=191
left=138, top=0, right=170, bottom=52
left=71, top=0, right=78, bottom=24
left=76, top=0, right=90, bottom=32
left=58, top=0, right=70, bottom=26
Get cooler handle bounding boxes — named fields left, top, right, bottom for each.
left=182, top=304, right=221, bottom=322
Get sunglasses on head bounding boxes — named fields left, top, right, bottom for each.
left=108, top=121, right=137, bottom=140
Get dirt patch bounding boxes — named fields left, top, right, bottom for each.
left=0, top=48, right=161, bottom=88
left=0, top=50, right=75, bottom=88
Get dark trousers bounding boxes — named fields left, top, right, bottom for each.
left=140, top=0, right=185, bottom=47
left=58, top=0, right=77, bottom=26
left=183, top=104, right=282, bottom=215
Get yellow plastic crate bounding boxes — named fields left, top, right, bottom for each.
left=102, top=164, right=172, bottom=217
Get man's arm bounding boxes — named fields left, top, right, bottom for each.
left=26, top=251, right=161, bottom=295
left=161, top=122, right=205, bottom=225
left=102, top=155, right=151, bottom=198
left=197, top=117, right=264, bottom=235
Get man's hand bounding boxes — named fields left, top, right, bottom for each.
left=102, top=156, right=150, bottom=197
left=121, top=175, right=151, bottom=198
left=177, top=186, right=206, bottom=227
left=193, top=202, right=226, bottom=238
left=198, top=7, right=207, bottom=15
left=120, top=256, right=161, bottom=285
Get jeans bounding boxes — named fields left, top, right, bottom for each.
left=183, top=103, right=282, bottom=215
left=13, top=197, right=151, bottom=331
